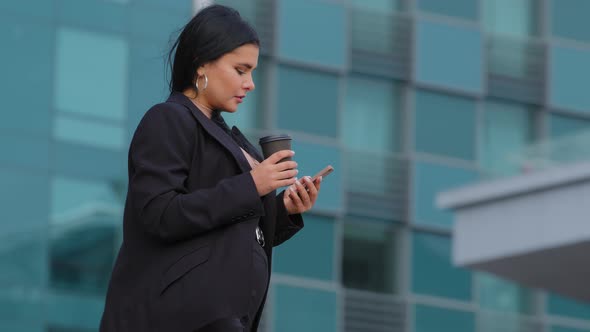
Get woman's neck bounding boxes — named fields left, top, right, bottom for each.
left=182, top=90, right=214, bottom=119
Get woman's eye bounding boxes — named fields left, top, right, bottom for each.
left=236, top=68, right=245, bottom=75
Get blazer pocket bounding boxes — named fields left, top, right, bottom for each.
left=160, top=245, right=210, bottom=295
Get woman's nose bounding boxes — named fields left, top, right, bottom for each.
left=244, top=76, right=255, bottom=91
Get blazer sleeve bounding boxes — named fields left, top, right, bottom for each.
left=272, top=191, right=304, bottom=247
left=128, top=103, right=264, bottom=243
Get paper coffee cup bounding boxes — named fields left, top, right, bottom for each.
left=259, top=134, right=292, bottom=162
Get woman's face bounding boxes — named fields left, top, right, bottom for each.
left=196, top=43, right=259, bottom=114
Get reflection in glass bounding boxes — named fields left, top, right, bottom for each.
left=55, top=27, right=128, bottom=121
left=480, top=100, right=535, bottom=176
left=413, top=161, right=478, bottom=228
left=550, top=114, right=590, bottom=139
left=412, top=231, right=472, bottom=300
left=53, top=114, right=126, bottom=150
left=478, top=272, right=533, bottom=314
left=277, top=65, right=339, bottom=137
left=50, top=177, right=124, bottom=294
left=484, top=0, right=538, bottom=83
left=484, top=0, right=538, bottom=37
left=417, top=0, right=478, bottom=21
left=414, top=90, right=477, bottom=160
left=347, top=0, right=401, bottom=12
left=50, top=222, right=117, bottom=295
left=342, top=221, right=399, bottom=293
left=343, top=74, right=399, bottom=152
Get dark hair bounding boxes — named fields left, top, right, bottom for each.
left=167, top=5, right=260, bottom=93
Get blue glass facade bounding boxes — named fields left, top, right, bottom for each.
left=2, top=0, right=590, bottom=331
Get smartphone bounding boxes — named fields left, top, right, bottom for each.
left=301, top=165, right=333, bottom=191
left=310, top=165, right=334, bottom=181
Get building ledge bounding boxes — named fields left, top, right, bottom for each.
left=437, top=161, right=590, bottom=301
left=437, top=160, right=590, bottom=210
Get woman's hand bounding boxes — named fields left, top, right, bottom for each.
left=284, top=175, right=322, bottom=215
left=250, top=150, right=298, bottom=196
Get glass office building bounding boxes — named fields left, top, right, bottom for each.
left=2, top=0, right=590, bottom=331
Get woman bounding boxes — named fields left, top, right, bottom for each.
left=99, top=5, right=322, bottom=332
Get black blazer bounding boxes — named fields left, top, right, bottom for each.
left=100, top=92, right=304, bottom=331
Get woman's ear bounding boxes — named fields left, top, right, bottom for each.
left=196, top=63, right=209, bottom=77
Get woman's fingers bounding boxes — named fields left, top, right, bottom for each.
left=288, top=184, right=305, bottom=209
left=274, top=160, right=298, bottom=171
left=275, top=168, right=298, bottom=180
left=293, top=178, right=311, bottom=207
left=278, top=177, right=297, bottom=188
left=266, top=150, right=295, bottom=164
left=284, top=175, right=323, bottom=214
left=303, top=176, right=319, bottom=203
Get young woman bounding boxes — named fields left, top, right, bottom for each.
left=100, top=5, right=322, bottom=332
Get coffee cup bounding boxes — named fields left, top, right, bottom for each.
left=259, top=134, right=292, bottom=162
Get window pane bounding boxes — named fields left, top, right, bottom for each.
left=550, top=46, right=590, bottom=114
left=343, top=75, right=400, bottom=152
left=137, top=0, right=190, bottom=12
left=415, top=304, right=475, bottom=332
left=548, top=293, right=590, bottom=320
left=278, top=0, right=346, bottom=70
left=53, top=142, right=125, bottom=180
left=0, top=135, right=50, bottom=170
left=480, top=100, right=535, bottom=176
left=0, top=17, right=53, bottom=135
left=412, top=232, right=472, bottom=300
left=50, top=177, right=121, bottom=295
left=549, top=114, right=590, bottom=139
left=552, top=327, right=590, bottom=332
left=274, top=215, right=335, bottom=281
left=477, top=273, right=534, bottom=314
left=57, top=0, right=127, bottom=33
left=0, top=170, right=48, bottom=323
left=347, top=0, right=401, bottom=12
left=51, top=177, right=123, bottom=219
left=0, top=232, right=46, bottom=289
left=417, top=0, right=477, bottom=20
left=0, top=295, right=44, bottom=331
left=484, top=0, right=538, bottom=36
left=50, top=223, right=117, bottom=295
left=551, top=0, right=590, bottom=42
left=342, top=222, right=399, bottom=293
left=487, top=37, right=534, bottom=81
left=0, top=0, right=54, bottom=19
left=46, top=291, right=105, bottom=332
left=414, top=90, right=477, bottom=160
left=275, top=285, right=337, bottom=332
left=128, top=40, right=170, bottom=134
left=416, top=20, right=483, bottom=94
left=129, top=5, right=189, bottom=42
left=291, top=141, right=343, bottom=213
left=54, top=114, right=126, bottom=150
left=55, top=27, right=128, bottom=122
left=277, top=65, right=339, bottom=137
left=0, top=170, right=49, bottom=235
left=414, top=161, right=478, bottom=228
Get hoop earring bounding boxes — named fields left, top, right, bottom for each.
left=195, top=74, right=208, bottom=91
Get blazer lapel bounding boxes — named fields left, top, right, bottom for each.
left=167, top=92, right=252, bottom=173
left=231, top=126, right=264, bottom=162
